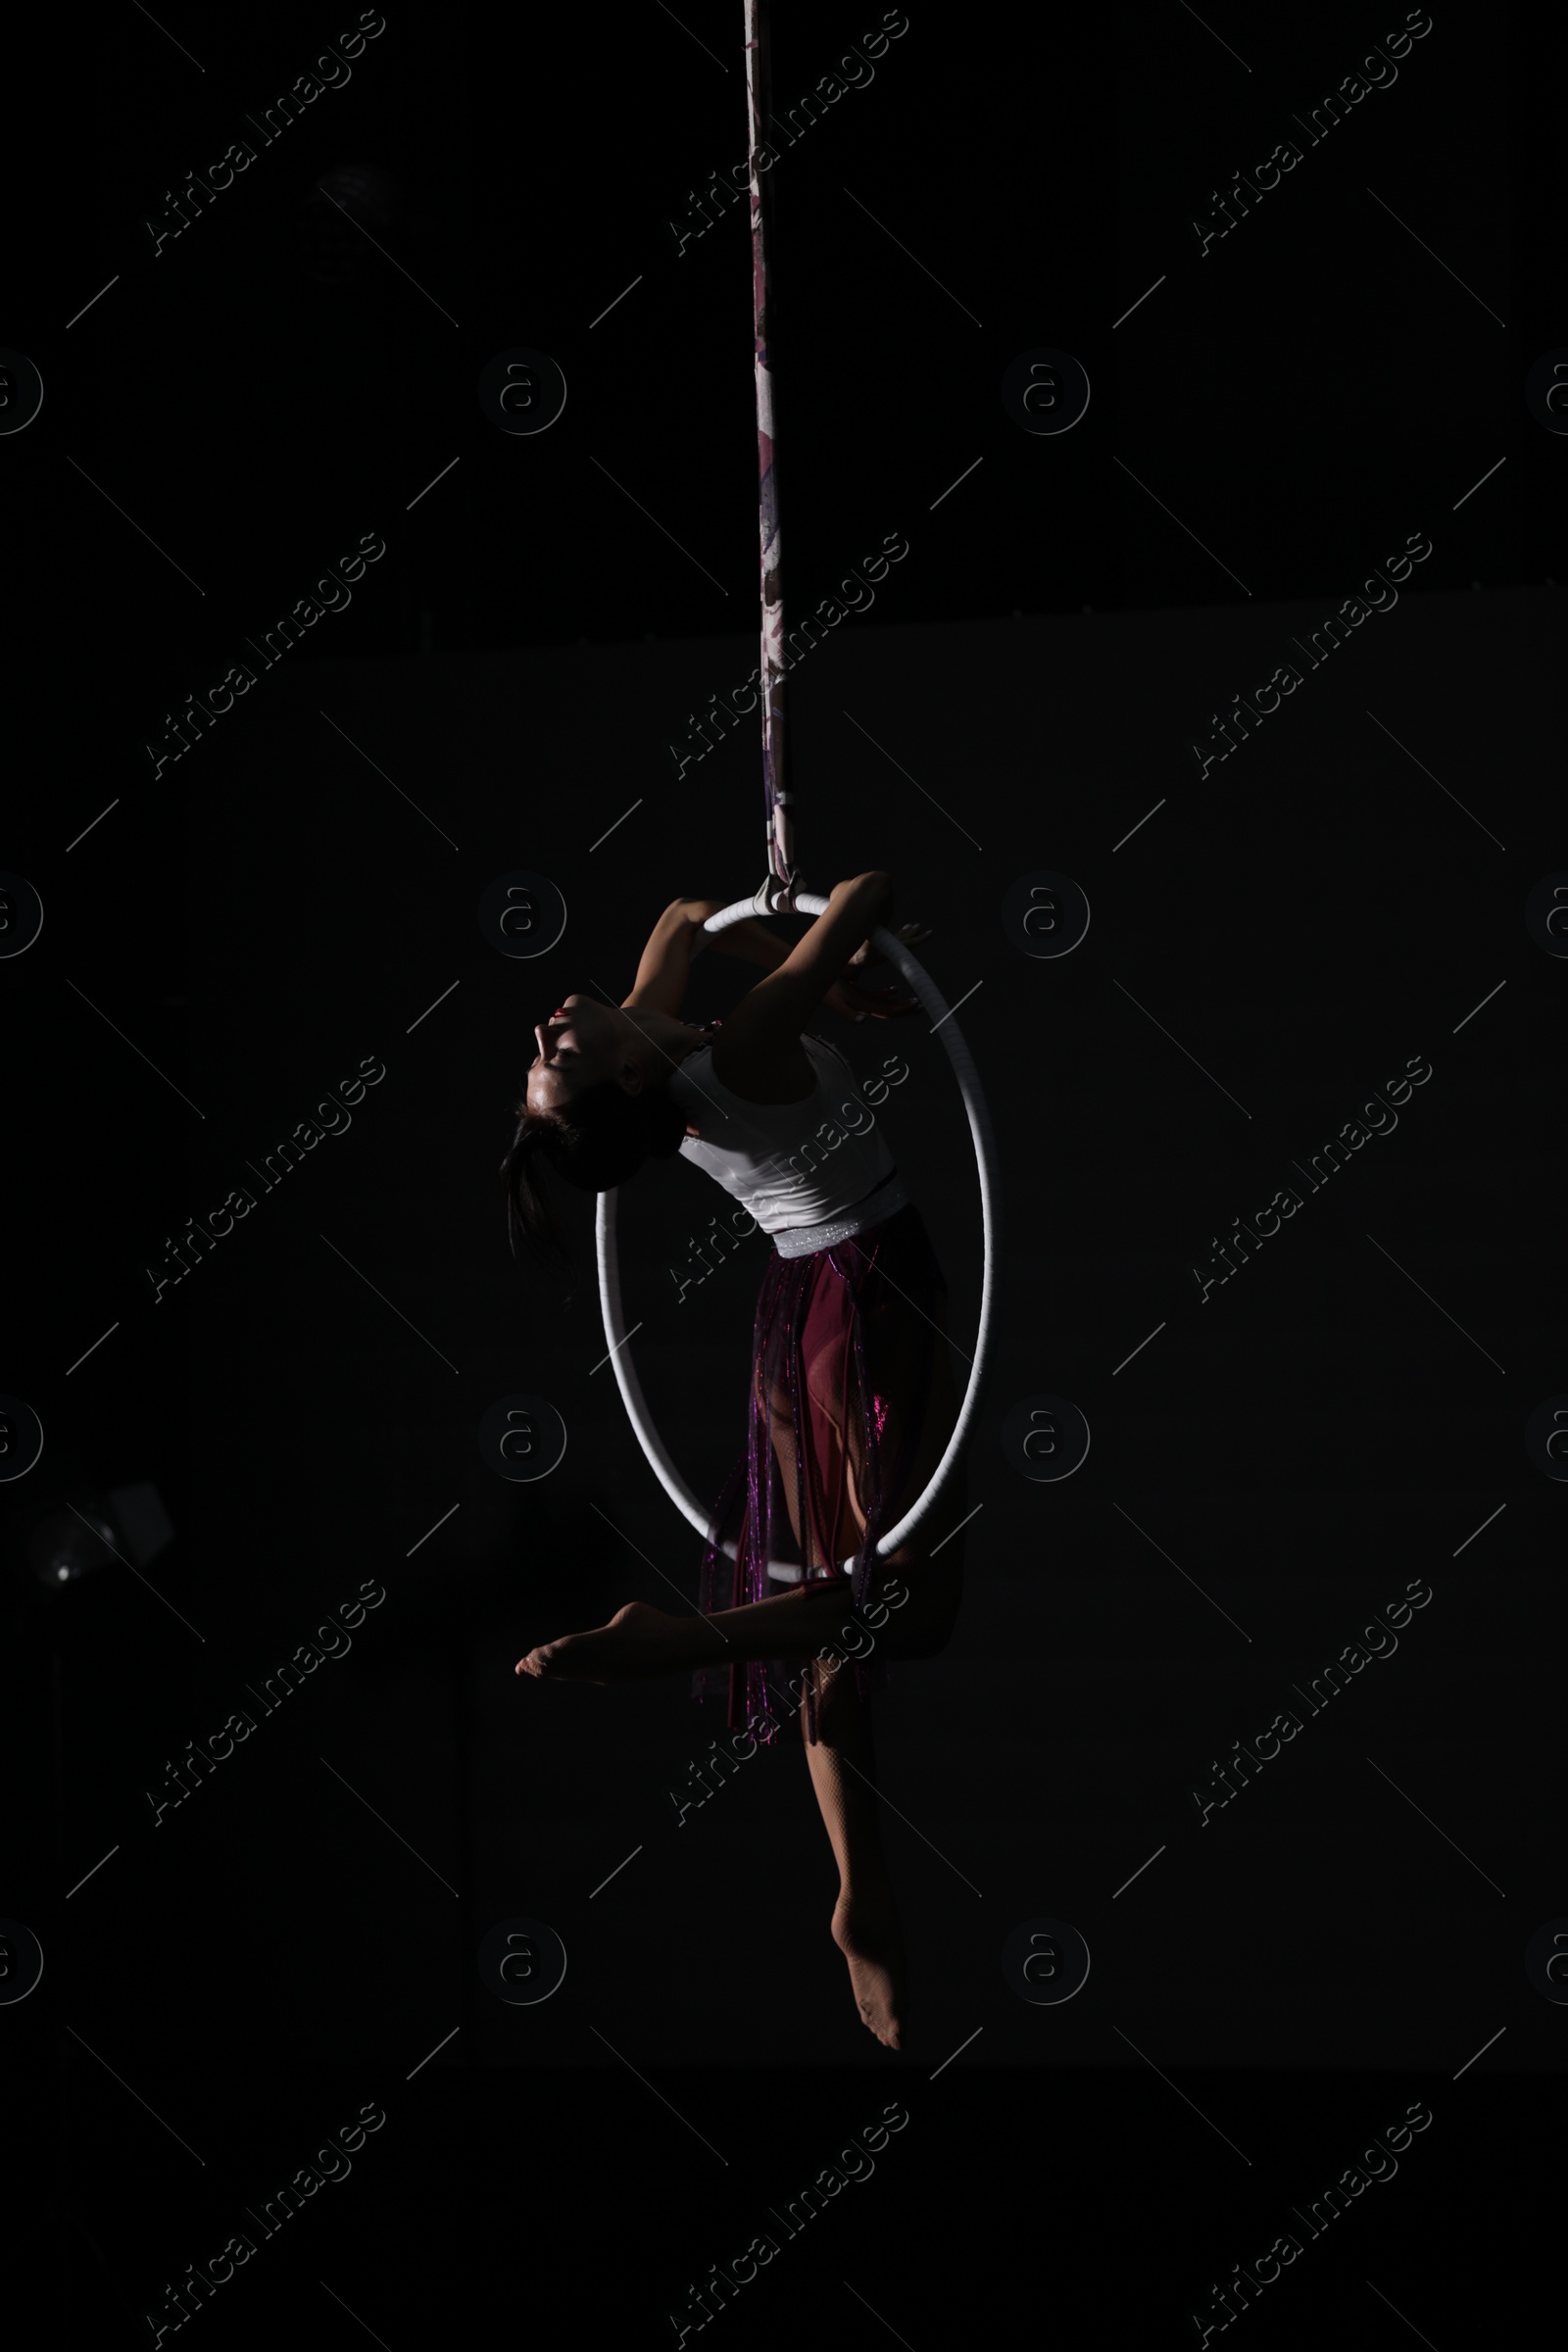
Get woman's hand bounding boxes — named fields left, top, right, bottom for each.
left=822, top=922, right=932, bottom=1020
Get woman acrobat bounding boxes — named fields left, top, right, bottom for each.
left=502, top=870, right=970, bottom=2048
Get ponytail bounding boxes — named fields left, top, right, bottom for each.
left=502, top=1079, right=688, bottom=1267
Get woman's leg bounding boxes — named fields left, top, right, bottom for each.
left=515, top=1575, right=883, bottom=1680
left=514, top=1232, right=962, bottom=2051
left=787, top=1254, right=966, bottom=2047
left=802, top=1647, right=907, bottom=2047
left=521, top=1272, right=883, bottom=1681
left=816, top=1270, right=969, bottom=1662
left=517, top=1284, right=969, bottom=1681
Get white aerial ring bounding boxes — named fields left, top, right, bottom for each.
left=595, top=892, right=999, bottom=1576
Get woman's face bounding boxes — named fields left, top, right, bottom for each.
left=525, top=993, right=700, bottom=1120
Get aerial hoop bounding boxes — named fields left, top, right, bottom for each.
left=594, top=893, right=1000, bottom=1576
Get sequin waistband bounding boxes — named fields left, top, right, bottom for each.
left=770, top=1171, right=908, bottom=1259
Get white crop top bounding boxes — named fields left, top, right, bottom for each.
left=666, top=1035, right=899, bottom=1237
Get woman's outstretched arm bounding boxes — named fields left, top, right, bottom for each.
left=621, top=897, right=790, bottom=1016
left=710, top=872, right=894, bottom=1081
left=623, top=885, right=925, bottom=1025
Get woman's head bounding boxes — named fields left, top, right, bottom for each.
left=502, top=994, right=700, bottom=1263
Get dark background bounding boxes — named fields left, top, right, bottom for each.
left=4, top=1, right=1565, bottom=2345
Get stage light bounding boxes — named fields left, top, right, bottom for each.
left=11, top=1480, right=174, bottom=1594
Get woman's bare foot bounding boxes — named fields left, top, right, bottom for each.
left=831, top=1888, right=907, bottom=2049
left=515, top=1599, right=685, bottom=1684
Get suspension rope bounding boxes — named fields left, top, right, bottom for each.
left=744, top=0, right=797, bottom=911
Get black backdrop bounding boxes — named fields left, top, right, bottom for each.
left=6, top=2, right=1566, bottom=2346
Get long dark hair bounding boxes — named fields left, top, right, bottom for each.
left=502, top=1077, right=688, bottom=1265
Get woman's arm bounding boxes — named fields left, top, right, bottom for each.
left=676, top=899, right=796, bottom=974
left=620, top=898, right=792, bottom=1016
left=710, top=873, right=893, bottom=1080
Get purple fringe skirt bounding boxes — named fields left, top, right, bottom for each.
left=691, top=1199, right=947, bottom=1746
